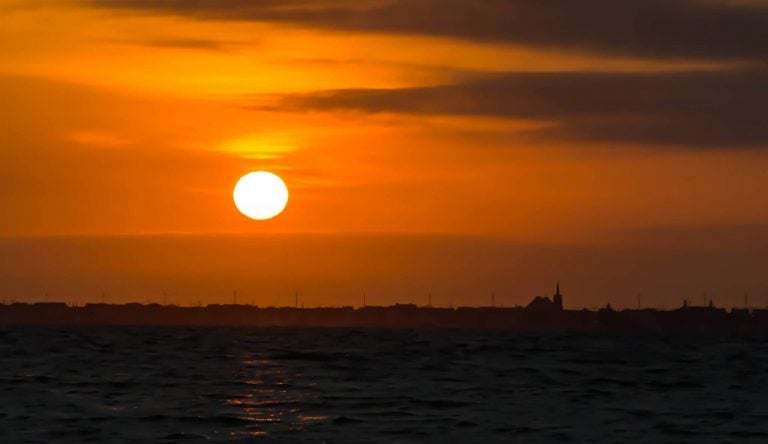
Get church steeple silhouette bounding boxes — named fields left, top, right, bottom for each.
left=553, top=281, right=563, bottom=311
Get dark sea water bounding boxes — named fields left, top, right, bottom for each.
left=2, top=328, right=768, bottom=443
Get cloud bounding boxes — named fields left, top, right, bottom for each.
left=65, top=130, right=132, bottom=148
left=273, top=68, right=768, bottom=148
left=87, top=0, right=768, bottom=61
left=138, top=38, right=236, bottom=51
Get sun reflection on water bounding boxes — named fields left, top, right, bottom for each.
left=224, top=357, right=324, bottom=437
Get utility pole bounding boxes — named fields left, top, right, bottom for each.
left=362, top=292, right=366, bottom=308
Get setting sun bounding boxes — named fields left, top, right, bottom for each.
left=4, top=1, right=768, bottom=440
left=233, top=171, right=289, bottom=220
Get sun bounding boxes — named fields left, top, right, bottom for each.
left=233, top=171, right=289, bottom=220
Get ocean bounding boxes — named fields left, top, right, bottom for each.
left=2, top=327, right=768, bottom=443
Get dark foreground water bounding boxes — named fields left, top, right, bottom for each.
left=2, top=328, right=768, bottom=443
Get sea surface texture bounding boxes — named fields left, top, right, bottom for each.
left=2, top=328, right=768, bottom=443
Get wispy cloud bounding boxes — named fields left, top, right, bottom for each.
left=65, top=130, right=132, bottom=149
left=137, top=37, right=238, bottom=51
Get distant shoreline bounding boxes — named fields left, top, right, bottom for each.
left=2, top=302, right=767, bottom=332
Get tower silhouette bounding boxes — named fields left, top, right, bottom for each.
left=553, top=281, right=563, bottom=311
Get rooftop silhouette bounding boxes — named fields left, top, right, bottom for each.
left=3, top=283, right=768, bottom=332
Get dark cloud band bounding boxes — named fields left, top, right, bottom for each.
left=276, top=68, right=768, bottom=147
left=88, top=0, right=768, bottom=61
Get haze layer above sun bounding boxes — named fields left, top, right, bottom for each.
left=233, top=172, right=289, bottom=220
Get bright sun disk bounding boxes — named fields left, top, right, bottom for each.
left=233, top=171, right=289, bottom=220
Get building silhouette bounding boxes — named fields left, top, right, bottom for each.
left=525, top=281, right=564, bottom=312
left=553, top=281, right=563, bottom=310
left=5, top=281, right=768, bottom=332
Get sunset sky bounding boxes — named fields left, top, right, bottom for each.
left=2, top=0, right=768, bottom=308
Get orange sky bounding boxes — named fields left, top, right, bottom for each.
left=2, top=0, right=768, bottom=307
